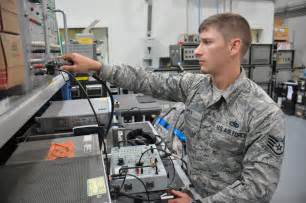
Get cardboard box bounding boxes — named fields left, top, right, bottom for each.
left=0, top=0, right=18, bottom=13
left=0, top=33, right=24, bottom=90
left=0, top=0, right=20, bottom=34
left=0, top=8, right=20, bottom=34
left=0, top=66, right=24, bottom=89
left=274, top=27, right=289, bottom=41
left=0, top=38, right=4, bottom=68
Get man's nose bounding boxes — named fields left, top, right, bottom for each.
left=194, top=45, right=202, bottom=58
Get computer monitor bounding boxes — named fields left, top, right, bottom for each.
left=250, top=44, right=272, bottom=65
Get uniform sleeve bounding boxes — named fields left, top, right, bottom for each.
left=99, top=64, right=199, bottom=102
left=200, top=108, right=286, bottom=203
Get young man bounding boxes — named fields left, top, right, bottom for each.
left=63, top=13, right=285, bottom=203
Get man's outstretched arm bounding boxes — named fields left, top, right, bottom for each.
left=62, top=53, right=203, bottom=102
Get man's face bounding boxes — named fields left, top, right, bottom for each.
left=194, top=27, right=231, bottom=75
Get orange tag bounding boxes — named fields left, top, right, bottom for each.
left=46, top=140, right=75, bottom=160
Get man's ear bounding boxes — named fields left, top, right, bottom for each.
left=228, top=38, right=241, bottom=56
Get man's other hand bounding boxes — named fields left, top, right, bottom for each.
left=61, top=53, right=102, bottom=73
left=168, top=190, right=192, bottom=203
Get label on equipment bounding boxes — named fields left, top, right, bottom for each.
left=87, top=176, right=106, bottom=197
left=46, top=140, right=75, bottom=160
left=83, top=135, right=93, bottom=142
left=83, top=135, right=93, bottom=153
left=83, top=143, right=92, bottom=153
left=287, top=86, right=293, bottom=100
left=297, top=95, right=302, bottom=103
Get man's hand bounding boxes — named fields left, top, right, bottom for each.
left=168, top=190, right=192, bottom=203
left=61, top=53, right=102, bottom=73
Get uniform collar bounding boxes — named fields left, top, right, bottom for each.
left=210, top=68, right=248, bottom=104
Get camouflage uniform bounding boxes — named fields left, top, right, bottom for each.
left=100, top=64, right=285, bottom=202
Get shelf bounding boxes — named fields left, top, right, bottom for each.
left=0, top=74, right=68, bottom=148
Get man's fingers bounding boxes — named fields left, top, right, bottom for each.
left=61, top=64, right=77, bottom=72
left=62, top=53, right=76, bottom=61
left=167, top=200, right=177, bottom=203
left=169, top=190, right=185, bottom=198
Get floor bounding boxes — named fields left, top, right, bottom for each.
left=271, top=116, right=306, bottom=203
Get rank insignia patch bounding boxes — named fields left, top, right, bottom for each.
left=267, top=135, right=285, bottom=155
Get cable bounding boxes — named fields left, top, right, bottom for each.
left=138, top=147, right=176, bottom=187
left=180, top=157, right=188, bottom=173
left=170, top=109, right=185, bottom=142
left=153, top=107, right=178, bottom=151
left=59, top=71, right=67, bottom=82
left=114, top=173, right=150, bottom=202
left=155, top=134, right=165, bottom=146
left=56, top=69, right=108, bottom=161
left=138, top=147, right=170, bottom=164
left=118, top=165, right=156, bottom=191
left=117, top=192, right=163, bottom=202
left=155, top=134, right=172, bottom=152
left=118, top=164, right=157, bottom=175
left=92, top=74, right=114, bottom=135
left=162, top=156, right=176, bottom=186
left=170, top=109, right=188, bottom=172
left=57, top=70, right=101, bottom=125
left=152, top=107, right=176, bottom=124
left=47, top=61, right=113, bottom=180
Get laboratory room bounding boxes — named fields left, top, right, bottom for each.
left=0, top=0, right=305, bottom=202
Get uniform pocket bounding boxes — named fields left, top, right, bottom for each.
left=184, top=107, right=202, bottom=138
left=211, top=123, right=247, bottom=155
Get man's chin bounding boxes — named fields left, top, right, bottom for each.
left=200, top=66, right=210, bottom=74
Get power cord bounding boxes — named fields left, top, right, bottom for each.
left=117, top=192, right=152, bottom=202
left=117, top=191, right=170, bottom=202
left=47, top=61, right=180, bottom=197
left=55, top=69, right=108, bottom=161
left=138, top=147, right=176, bottom=187
left=112, top=173, right=150, bottom=202
left=91, top=74, right=115, bottom=135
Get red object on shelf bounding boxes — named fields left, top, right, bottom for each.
left=33, top=64, right=44, bottom=69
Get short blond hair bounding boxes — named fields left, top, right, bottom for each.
left=199, top=13, right=251, bottom=56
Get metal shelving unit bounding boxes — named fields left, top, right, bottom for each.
left=0, top=74, right=67, bottom=148
left=0, top=0, right=67, bottom=148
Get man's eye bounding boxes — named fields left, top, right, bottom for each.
left=203, top=40, right=211, bottom=44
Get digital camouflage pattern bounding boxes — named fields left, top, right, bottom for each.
left=100, top=64, right=285, bottom=202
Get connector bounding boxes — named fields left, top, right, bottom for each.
left=45, top=59, right=74, bottom=75
left=136, top=161, right=144, bottom=167
left=123, top=183, right=133, bottom=191
left=117, top=158, right=124, bottom=166
left=145, top=181, right=154, bottom=189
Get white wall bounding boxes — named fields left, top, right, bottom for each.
left=232, top=0, right=274, bottom=43
left=149, top=0, right=187, bottom=67
left=188, top=0, right=275, bottom=43
left=55, top=0, right=275, bottom=67
left=55, top=0, right=147, bottom=66
left=286, top=16, right=306, bottom=67
left=274, top=0, right=306, bottom=67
